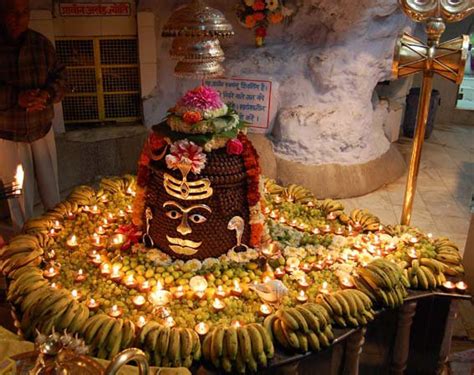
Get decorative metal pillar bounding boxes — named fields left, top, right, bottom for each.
left=393, top=0, right=473, bottom=225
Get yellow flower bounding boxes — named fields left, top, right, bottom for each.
left=266, top=0, right=279, bottom=11
left=244, top=0, right=255, bottom=6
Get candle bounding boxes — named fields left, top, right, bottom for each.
left=111, top=265, right=122, bottom=281
left=46, top=250, right=56, bottom=260
left=50, top=282, right=59, bottom=289
left=102, top=218, right=110, bottom=228
left=408, top=248, right=418, bottom=259
left=100, top=263, right=111, bottom=276
left=262, top=243, right=277, bottom=257
left=455, top=281, right=467, bottom=294
left=215, top=286, right=226, bottom=298
left=269, top=210, right=278, bottom=219
left=327, top=212, right=336, bottom=220
left=87, top=298, right=100, bottom=311
left=307, top=201, right=314, bottom=207
left=126, top=204, right=133, bottom=213
left=372, top=235, right=381, bottom=246
left=66, top=211, right=76, bottom=220
left=48, top=228, right=58, bottom=238
left=427, top=233, right=433, bottom=239
left=118, top=209, right=126, bottom=218
left=312, top=227, right=320, bottom=235
left=90, top=205, right=100, bottom=215
left=442, top=281, right=455, bottom=292
left=139, top=280, right=151, bottom=293
left=126, top=186, right=136, bottom=196
left=91, top=234, right=105, bottom=250
left=353, top=221, right=362, bottom=231
left=231, top=320, right=241, bottom=328
left=212, top=298, right=225, bottom=312
left=319, top=281, right=330, bottom=294
left=298, top=223, right=307, bottom=231
left=259, top=304, right=272, bottom=317
left=409, top=236, right=418, bottom=244
left=107, top=212, right=116, bottom=223
left=109, top=305, right=122, bottom=318
left=353, top=240, right=363, bottom=250
left=298, top=276, right=310, bottom=290
left=95, top=225, right=106, bottom=235
left=164, top=316, right=176, bottom=328
left=385, top=242, right=397, bottom=252
left=347, top=225, right=354, bottom=236
left=66, top=235, right=78, bottom=249
left=136, top=316, right=147, bottom=329
left=149, top=289, right=171, bottom=306
left=71, top=289, right=82, bottom=300
left=174, top=286, right=185, bottom=299
left=315, top=261, right=324, bottom=271
left=132, top=295, right=146, bottom=308
left=297, top=290, right=308, bottom=303
left=322, top=224, right=332, bottom=233
left=43, top=266, right=58, bottom=279
left=275, top=267, right=286, bottom=279
left=195, top=322, right=210, bottom=336
left=279, top=216, right=287, bottom=224
left=92, top=254, right=102, bottom=266
left=123, top=274, right=137, bottom=289
left=325, top=255, right=334, bottom=266
left=231, top=280, right=242, bottom=297
left=274, top=195, right=282, bottom=204
left=335, top=227, right=344, bottom=235
left=340, top=276, right=354, bottom=288
left=83, top=205, right=90, bottom=212
left=300, top=263, right=312, bottom=273
left=75, top=269, right=86, bottom=283
left=263, top=206, right=271, bottom=214
left=109, top=234, right=125, bottom=249
left=53, top=220, right=62, bottom=231
left=101, top=194, right=109, bottom=203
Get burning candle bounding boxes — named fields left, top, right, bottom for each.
left=109, top=234, right=125, bottom=249
left=164, top=316, right=176, bottom=328
left=275, top=267, right=286, bottom=279
left=327, top=212, right=336, bottom=220
left=269, top=210, right=278, bottom=219
left=100, top=263, right=111, bottom=276
left=109, top=305, right=122, bottom=318
left=111, top=265, right=122, bottom=281
left=340, top=276, right=354, bottom=288
left=46, top=249, right=56, bottom=260
left=322, top=224, right=332, bottom=233
left=353, top=221, right=362, bottom=231
left=48, top=228, right=58, bottom=238
left=136, top=316, right=147, bottom=329
left=126, top=204, right=133, bottom=213
left=315, top=261, right=324, bottom=271
left=118, top=209, right=126, bottom=218
left=106, top=212, right=116, bottom=223
left=43, top=266, right=58, bottom=279
left=372, top=235, right=381, bottom=246
left=95, top=225, right=106, bottom=235
left=231, top=280, right=242, bottom=297
left=50, top=282, right=59, bottom=289
left=325, top=255, right=334, bottom=266
left=139, top=280, right=151, bottom=293
left=102, top=218, right=110, bottom=228
left=262, top=243, right=277, bottom=257
left=87, top=298, right=100, bottom=311
left=195, top=322, right=210, bottom=336
left=298, top=276, right=310, bottom=290
left=75, top=269, right=86, bottom=283
left=66, top=211, right=76, bottom=220
left=66, top=235, right=78, bottom=249
left=92, top=254, right=102, bottom=266
left=408, top=248, right=418, bottom=259
left=455, top=281, right=467, bottom=294
left=126, top=186, right=136, bottom=196
left=13, top=164, right=24, bottom=194
left=132, top=295, right=146, bottom=308
left=274, top=195, right=283, bottom=204
left=231, top=320, right=241, bottom=328
left=123, top=274, right=137, bottom=289
left=385, top=242, right=397, bottom=252
left=88, top=249, right=98, bottom=259
left=174, top=286, right=185, bottom=300
left=52, top=220, right=62, bottom=231
left=259, top=304, right=272, bottom=317
left=300, top=263, right=312, bottom=273
left=90, top=205, right=100, bottom=215
left=319, top=281, right=330, bottom=294
left=442, top=281, right=455, bottom=292
left=279, top=216, right=287, bottom=224
left=335, top=227, right=344, bottom=235
left=212, top=298, right=225, bottom=312
left=149, top=289, right=171, bottom=306
left=409, top=236, right=418, bottom=244
left=312, top=227, right=320, bottom=235
left=353, top=240, right=363, bottom=250
left=101, top=194, right=109, bottom=203
left=215, top=286, right=226, bottom=298
left=297, top=290, right=308, bottom=303
left=71, top=289, right=82, bottom=300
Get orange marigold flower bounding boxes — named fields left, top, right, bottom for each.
left=269, top=12, right=284, bottom=24
left=182, top=111, right=203, bottom=124
left=253, top=12, right=265, bottom=21
left=245, top=14, right=256, bottom=28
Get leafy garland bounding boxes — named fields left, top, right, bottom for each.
left=237, top=0, right=294, bottom=46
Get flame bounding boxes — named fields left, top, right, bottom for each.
left=14, top=164, right=24, bottom=191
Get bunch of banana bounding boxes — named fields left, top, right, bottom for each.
left=318, top=199, right=345, bottom=217
left=406, top=258, right=449, bottom=290
left=23, top=217, right=53, bottom=234
left=202, top=323, right=273, bottom=374
left=100, top=175, right=136, bottom=195
left=263, top=178, right=284, bottom=196
left=68, top=185, right=97, bottom=206
left=139, top=323, right=201, bottom=368
left=264, top=303, right=333, bottom=355
left=7, top=266, right=48, bottom=305
left=353, top=259, right=407, bottom=308
left=433, top=238, right=464, bottom=276
left=283, top=184, right=314, bottom=204
left=48, top=199, right=79, bottom=218
left=316, top=289, right=375, bottom=328
left=383, top=224, right=411, bottom=237
left=0, top=235, right=43, bottom=276
left=348, top=209, right=380, bottom=232
left=81, top=314, right=136, bottom=359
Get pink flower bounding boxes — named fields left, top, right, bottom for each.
left=226, top=139, right=244, bottom=155
left=177, top=86, right=224, bottom=111
left=166, top=140, right=207, bottom=174
left=116, top=224, right=142, bottom=252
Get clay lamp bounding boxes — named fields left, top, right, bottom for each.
left=231, top=280, right=242, bottom=297
left=325, top=255, right=335, bottom=266
left=106, top=212, right=116, bottom=223
left=190, top=276, right=208, bottom=299
left=372, top=235, right=381, bottom=247
left=108, top=304, right=122, bottom=318
left=164, top=316, right=176, bottom=328
left=87, top=298, right=100, bottom=311
left=314, top=261, right=324, bottom=271
left=300, top=263, right=312, bottom=273
left=100, top=194, right=109, bottom=204
left=274, top=267, right=286, bottom=279
left=297, top=290, right=308, bottom=303
left=212, top=298, right=225, bottom=312
left=214, top=286, right=226, bottom=298
left=353, top=240, right=363, bottom=251
left=231, top=320, right=242, bottom=328
left=132, top=295, right=146, bottom=308
left=319, top=281, right=330, bottom=295
left=66, top=235, right=79, bottom=250
left=75, top=269, right=87, bottom=283
left=274, top=195, right=283, bottom=204
left=90, top=205, right=100, bottom=215
left=322, top=224, right=332, bottom=234
left=149, top=287, right=171, bottom=307
left=279, top=216, right=287, bottom=224
left=111, top=265, right=123, bottom=281
left=91, top=254, right=103, bottom=266
left=327, top=212, right=337, bottom=221
left=259, top=304, right=273, bottom=317
left=95, top=225, right=106, bottom=236
left=455, top=281, right=467, bottom=294
left=118, top=209, right=126, bottom=218
left=43, top=266, right=59, bottom=279
left=409, top=236, right=418, bottom=245
left=441, top=281, right=455, bottom=292
left=138, top=280, right=151, bottom=293
left=174, top=286, right=185, bottom=300
left=123, top=274, right=137, bottom=289
left=66, top=211, right=76, bottom=220
left=100, top=263, right=112, bottom=276
left=109, top=234, right=126, bottom=250
left=71, top=289, right=82, bottom=300
left=407, top=248, right=418, bottom=259
left=334, top=226, right=345, bottom=235
left=340, top=276, right=354, bottom=289
left=101, top=218, right=110, bottom=228
left=195, top=322, right=210, bottom=336
left=136, top=316, right=147, bottom=329
left=126, top=204, right=133, bottom=214
left=48, top=228, right=57, bottom=238
left=297, top=276, right=310, bottom=290
left=269, top=210, right=278, bottom=219
left=126, top=186, right=136, bottom=196
left=312, top=227, right=321, bottom=235
left=50, top=282, right=60, bottom=290
left=285, top=257, right=300, bottom=273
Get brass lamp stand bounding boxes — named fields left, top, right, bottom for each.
left=393, top=0, right=473, bottom=225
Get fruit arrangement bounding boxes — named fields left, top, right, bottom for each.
left=0, top=175, right=467, bottom=373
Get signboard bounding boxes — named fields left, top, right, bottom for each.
left=204, top=78, right=272, bottom=133
left=59, top=3, right=131, bottom=17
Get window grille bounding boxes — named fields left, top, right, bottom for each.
left=56, top=37, right=141, bottom=126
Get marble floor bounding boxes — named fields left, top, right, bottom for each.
left=341, top=122, right=473, bottom=255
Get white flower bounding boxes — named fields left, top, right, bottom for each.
left=330, top=235, right=347, bottom=249
left=147, top=249, right=172, bottom=266
left=202, top=257, right=219, bottom=269
left=295, top=247, right=307, bottom=259
left=246, top=249, right=259, bottom=260
left=283, top=246, right=299, bottom=258
left=289, top=270, right=306, bottom=281
left=227, top=250, right=241, bottom=263
left=218, top=254, right=229, bottom=263
left=183, top=259, right=202, bottom=272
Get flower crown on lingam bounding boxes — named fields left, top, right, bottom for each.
left=133, top=85, right=266, bottom=257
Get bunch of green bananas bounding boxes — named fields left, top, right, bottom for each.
left=317, top=199, right=345, bottom=217
left=263, top=178, right=284, bottom=196
left=341, top=209, right=381, bottom=232
left=100, top=175, right=136, bottom=195
left=81, top=314, right=136, bottom=359
left=316, top=289, right=375, bottom=328
left=353, top=259, right=407, bottom=308
left=202, top=323, right=273, bottom=374
left=139, top=322, right=201, bottom=368
left=68, top=185, right=97, bottom=206
left=264, top=303, right=333, bottom=355
left=406, top=258, right=448, bottom=290
left=44, top=199, right=80, bottom=221
left=282, top=184, right=314, bottom=204
left=383, top=224, right=411, bottom=237
left=434, top=238, right=464, bottom=276
left=0, top=234, right=43, bottom=275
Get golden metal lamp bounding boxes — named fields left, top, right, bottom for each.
left=162, top=0, right=234, bottom=79
left=393, top=0, right=473, bottom=225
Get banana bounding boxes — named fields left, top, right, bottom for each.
left=251, top=323, right=274, bottom=359
left=307, top=331, right=321, bottom=351
left=180, top=328, right=193, bottom=362
left=272, top=319, right=290, bottom=350
left=263, top=314, right=277, bottom=340
left=68, top=303, right=90, bottom=333
left=295, top=306, right=320, bottom=332
left=305, top=303, right=330, bottom=327
left=56, top=300, right=78, bottom=330
left=224, top=326, right=238, bottom=360
left=146, top=326, right=161, bottom=349
left=235, top=346, right=246, bottom=374
left=332, top=292, right=351, bottom=316
left=202, top=331, right=212, bottom=361
left=211, top=325, right=225, bottom=367
left=190, top=330, right=201, bottom=361
left=167, top=328, right=181, bottom=366
left=297, top=334, right=309, bottom=353
left=420, top=265, right=437, bottom=289
left=318, top=331, right=330, bottom=348
left=276, top=308, right=300, bottom=331
left=359, top=267, right=389, bottom=289
left=107, top=319, right=124, bottom=352
left=140, top=321, right=162, bottom=344
left=280, top=321, right=300, bottom=350
left=286, top=308, right=309, bottom=333
left=420, top=258, right=446, bottom=273
left=323, top=294, right=343, bottom=316
left=158, top=326, right=171, bottom=357
left=246, top=325, right=266, bottom=366
left=352, top=290, right=373, bottom=310
left=315, top=296, right=334, bottom=317
left=237, top=325, right=252, bottom=363
left=93, top=316, right=115, bottom=349
left=415, top=266, right=429, bottom=289
left=120, top=320, right=136, bottom=349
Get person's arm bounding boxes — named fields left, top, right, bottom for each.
left=43, top=38, right=67, bottom=104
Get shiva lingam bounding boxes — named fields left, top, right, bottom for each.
left=11, top=330, right=149, bottom=375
